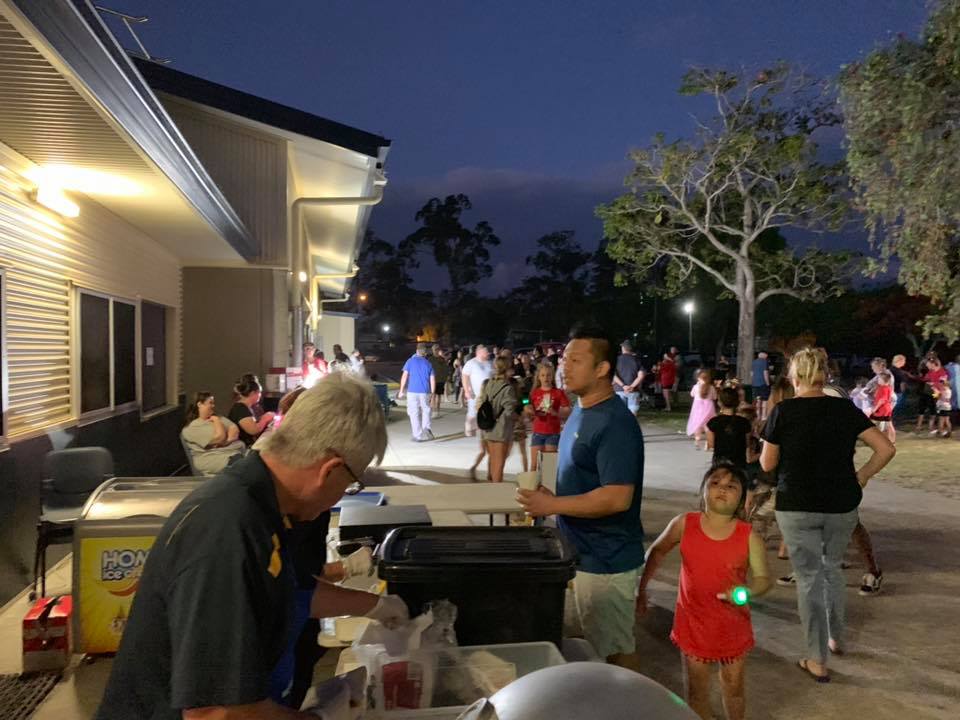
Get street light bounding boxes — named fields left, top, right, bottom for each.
left=682, top=301, right=694, bottom=350
left=358, top=292, right=368, bottom=302
left=382, top=324, right=390, bottom=333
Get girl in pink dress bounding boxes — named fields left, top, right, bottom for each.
left=687, top=370, right=717, bottom=450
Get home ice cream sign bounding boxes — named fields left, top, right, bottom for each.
left=101, top=548, right=149, bottom=592
left=76, top=536, right=156, bottom=653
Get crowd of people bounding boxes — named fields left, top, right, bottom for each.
left=180, top=342, right=370, bottom=476
left=161, top=330, right=955, bottom=719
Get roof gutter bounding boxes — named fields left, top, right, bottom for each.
left=291, top=173, right=386, bottom=365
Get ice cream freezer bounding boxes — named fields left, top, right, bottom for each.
left=72, top=476, right=206, bottom=654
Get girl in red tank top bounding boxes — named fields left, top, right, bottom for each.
left=637, top=462, right=771, bottom=720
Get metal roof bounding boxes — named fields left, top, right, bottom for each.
left=132, top=58, right=391, bottom=161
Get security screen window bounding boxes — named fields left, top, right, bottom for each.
left=79, top=291, right=137, bottom=415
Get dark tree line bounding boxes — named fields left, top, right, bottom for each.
left=349, top=193, right=936, bottom=361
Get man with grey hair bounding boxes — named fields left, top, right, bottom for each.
left=462, top=344, right=492, bottom=436
left=398, top=342, right=436, bottom=441
left=97, top=373, right=408, bottom=720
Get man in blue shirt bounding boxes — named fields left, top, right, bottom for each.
left=518, top=324, right=644, bottom=668
left=398, top=343, right=436, bottom=441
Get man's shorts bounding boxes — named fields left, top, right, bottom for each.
left=567, top=567, right=640, bottom=659
left=530, top=432, right=561, bottom=448
left=752, top=385, right=771, bottom=401
left=434, top=384, right=446, bottom=397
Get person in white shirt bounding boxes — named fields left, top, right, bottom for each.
left=462, top=344, right=492, bottom=436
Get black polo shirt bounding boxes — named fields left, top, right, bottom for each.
left=95, top=452, right=295, bottom=720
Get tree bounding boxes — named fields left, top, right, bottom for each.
left=839, top=0, right=960, bottom=342
left=508, top=231, right=592, bottom=338
left=399, top=195, right=501, bottom=298
left=597, top=65, right=853, bottom=380
left=353, top=229, right=435, bottom=339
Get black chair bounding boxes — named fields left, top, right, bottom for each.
left=31, top=447, right=114, bottom=600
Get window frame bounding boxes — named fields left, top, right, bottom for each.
left=75, top=287, right=139, bottom=424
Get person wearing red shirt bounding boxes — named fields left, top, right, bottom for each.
left=659, top=353, right=677, bottom=412
left=301, top=342, right=328, bottom=387
left=525, top=363, right=571, bottom=471
left=916, top=355, right=948, bottom=434
left=870, top=371, right=895, bottom=444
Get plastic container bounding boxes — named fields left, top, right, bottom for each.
left=378, top=527, right=578, bottom=647
left=337, top=641, right=566, bottom=718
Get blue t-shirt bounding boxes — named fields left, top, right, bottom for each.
left=556, top=395, right=645, bottom=574
left=402, top=354, right=434, bottom=393
left=751, top=358, right=769, bottom=387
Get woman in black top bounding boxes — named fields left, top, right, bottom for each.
left=227, top=374, right=276, bottom=446
left=760, top=348, right=895, bottom=682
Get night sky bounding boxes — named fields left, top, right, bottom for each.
left=103, top=1, right=928, bottom=293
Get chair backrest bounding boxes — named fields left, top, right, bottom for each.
left=43, top=447, right=114, bottom=508
left=179, top=434, right=203, bottom=476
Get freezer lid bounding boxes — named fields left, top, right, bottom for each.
left=79, top=477, right=206, bottom=521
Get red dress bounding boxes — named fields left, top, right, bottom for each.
left=670, top=513, right=754, bottom=663
left=659, top=359, right=677, bottom=389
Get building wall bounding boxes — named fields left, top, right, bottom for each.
left=0, top=143, right=186, bottom=605
left=158, top=95, right=289, bottom=267
left=314, top=312, right=356, bottom=358
left=182, top=267, right=287, bottom=406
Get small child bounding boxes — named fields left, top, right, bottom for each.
left=934, top=379, right=953, bottom=438
left=850, top=377, right=872, bottom=416
left=637, top=462, right=771, bottom=720
left=870, top=371, right=895, bottom=444
left=687, top=370, right=717, bottom=451
left=525, top=362, right=571, bottom=471
left=706, top=388, right=754, bottom=469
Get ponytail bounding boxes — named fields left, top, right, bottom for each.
left=233, top=373, right=261, bottom=401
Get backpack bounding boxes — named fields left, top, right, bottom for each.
left=477, top=380, right=509, bottom=431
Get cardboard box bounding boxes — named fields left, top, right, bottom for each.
left=23, top=595, right=72, bottom=673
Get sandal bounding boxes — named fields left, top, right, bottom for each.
left=797, top=659, right=830, bottom=683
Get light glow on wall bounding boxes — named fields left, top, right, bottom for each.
left=33, top=185, right=80, bottom=218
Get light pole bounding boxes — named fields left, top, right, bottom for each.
left=682, top=301, right=694, bottom=350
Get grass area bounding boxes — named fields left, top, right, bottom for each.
left=862, top=426, right=960, bottom=501
left=636, top=407, right=688, bottom=435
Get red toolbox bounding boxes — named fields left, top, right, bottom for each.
left=23, top=596, right=72, bottom=673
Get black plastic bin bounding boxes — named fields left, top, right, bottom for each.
left=378, top=526, right=578, bottom=647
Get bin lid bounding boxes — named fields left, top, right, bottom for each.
left=378, top=526, right=578, bottom=580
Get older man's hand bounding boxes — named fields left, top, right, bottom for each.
left=516, top=486, right=557, bottom=518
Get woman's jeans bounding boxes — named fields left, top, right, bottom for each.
left=776, top=509, right=859, bottom=663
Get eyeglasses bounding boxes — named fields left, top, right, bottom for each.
left=340, top=457, right=365, bottom=495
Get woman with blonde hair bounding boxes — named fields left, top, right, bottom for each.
left=760, top=348, right=895, bottom=681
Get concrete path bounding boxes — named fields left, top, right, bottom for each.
left=384, top=402, right=960, bottom=719
left=5, top=401, right=957, bottom=718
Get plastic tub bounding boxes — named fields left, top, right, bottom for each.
left=378, top=527, right=578, bottom=647
left=338, top=641, right=566, bottom=718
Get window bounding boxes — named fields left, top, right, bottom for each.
left=78, top=290, right=137, bottom=417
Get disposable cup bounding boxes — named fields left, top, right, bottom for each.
left=516, top=471, right=540, bottom=491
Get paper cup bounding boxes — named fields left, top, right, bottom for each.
left=516, top=471, right=540, bottom=491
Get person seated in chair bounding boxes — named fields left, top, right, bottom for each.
left=181, top=392, right=246, bottom=475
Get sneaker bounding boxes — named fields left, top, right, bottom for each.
left=412, top=435, right=423, bottom=443
left=423, top=428, right=435, bottom=440
left=776, top=573, right=796, bottom=587
left=859, top=572, right=882, bottom=596
left=929, top=429, right=939, bottom=435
